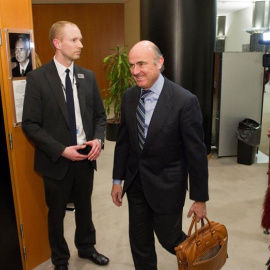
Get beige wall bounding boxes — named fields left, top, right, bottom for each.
left=124, top=0, right=140, bottom=51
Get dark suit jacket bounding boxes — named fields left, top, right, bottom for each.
left=113, top=77, right=209, bottom=214
left=22, top=60, right=106, bottom=180
left=12, top=60, right=32, bottom=77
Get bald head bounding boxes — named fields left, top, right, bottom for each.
left=129, top=40, right=164, bottom=89
left=130, top=41, right=164, bottom=68
left=130, top=40, right=155, bottom=52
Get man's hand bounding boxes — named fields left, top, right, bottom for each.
left=61, top=145, right=88, bottom=161
left=84, top=139, right=102, bottom=161
left=187, top=201, right=207, bottom=222
left=111, top=184, right=123, bottom=207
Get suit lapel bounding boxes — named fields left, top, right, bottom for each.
left=144, top=79, right=174, bottom=150
left=43, top=60, right=69, bottom=126
left=126, top=86, right=141, bottom=151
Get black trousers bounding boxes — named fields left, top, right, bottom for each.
left=43, top=159, right=96, bottom=266
left=126, top=173, right=186, bottom=270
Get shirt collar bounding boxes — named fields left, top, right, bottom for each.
left=53, top=57, right=74, bottom=78
left=141, top=74, right=164, bottom=97
left=19, top=59, right=30, bottom=71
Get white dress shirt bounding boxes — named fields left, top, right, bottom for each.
left=54, top=57, right=86, bottom=145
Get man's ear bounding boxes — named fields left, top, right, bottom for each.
left=158, top=56, right=164, bottom=69
left=53, top=38, right=61, bottom=49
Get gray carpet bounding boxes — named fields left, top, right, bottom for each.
left=35, top=140, right=270, bottom=270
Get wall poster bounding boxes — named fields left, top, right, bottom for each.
left=5, top=28, right=35, bottom=126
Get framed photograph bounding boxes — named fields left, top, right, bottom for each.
left=5, top=29, right=35, bottom=126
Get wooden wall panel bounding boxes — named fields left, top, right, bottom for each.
left=0, top=0, right=32, bottom=29
left=32, top=4, right=125, bottom=98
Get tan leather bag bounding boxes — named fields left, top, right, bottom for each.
left=174, top=216, right=228, bottom=270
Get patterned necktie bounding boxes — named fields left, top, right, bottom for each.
left=21, top=69, right=25, bottom=76
left=136, top=90, right=151, bottom=150
left=65, top=69, right=77, bottom=145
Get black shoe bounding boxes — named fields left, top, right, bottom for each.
left=78, top=250, right=109, bottom=266
left=54, top=265, right=68, bottom=270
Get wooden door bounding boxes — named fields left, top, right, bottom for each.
left=0, top=84, right=22, bottom=270
left=0, top=0, right=50, bottom=269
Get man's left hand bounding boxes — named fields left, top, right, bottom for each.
left=84, top=139, right=102, bottom=161
left=187, top=201, right=207, bottom=222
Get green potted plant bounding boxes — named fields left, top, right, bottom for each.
left=103, top=45, right=136, bottom=141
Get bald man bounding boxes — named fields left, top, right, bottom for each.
left=111, top=41, right=209, bottom=270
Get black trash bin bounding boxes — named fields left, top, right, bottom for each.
left=237, top=118, right=261, bottom=165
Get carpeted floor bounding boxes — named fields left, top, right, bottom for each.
left=35, top=140, right=270, bottom=270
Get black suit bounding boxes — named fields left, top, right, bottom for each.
left=12, top=60, right=32, bottom=77
left=113, top=77, right=209, bottom=269
left=22, top=60, right=106, bottom=265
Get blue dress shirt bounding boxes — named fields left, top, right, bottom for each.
left=113, top=74, right=164, bottom=185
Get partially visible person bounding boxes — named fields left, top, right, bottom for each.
left=12, top=34, right=32, bottom=77
left=22, top=21, right=108, bottom=270
left=111, top=40, right=209, bottom=270
left=262, top=128, right=270, bottom=269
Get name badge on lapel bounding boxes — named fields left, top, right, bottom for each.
left=77, top=73, right=84, bottom=79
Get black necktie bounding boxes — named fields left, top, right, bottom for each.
left=136, top=90, right=151, bottom=150
left=65, top=69, right=77, bottom=145
left=21, top=69, right=25, bottom=76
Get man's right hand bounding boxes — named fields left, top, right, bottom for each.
left=111, top=184, right=123, bottom=207
left=61, top=145, right=88, bottom=161
left=187, top=201, right=207, bottom=222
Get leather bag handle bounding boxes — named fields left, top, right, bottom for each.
left=188, top=216, right=212, bottom=239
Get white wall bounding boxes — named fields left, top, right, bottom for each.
left=225, top=6, right=253, bottom=52
left=218, top=52, right=264, bottom=157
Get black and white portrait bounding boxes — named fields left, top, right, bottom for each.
left=9, top=33, right=33, bottom=78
